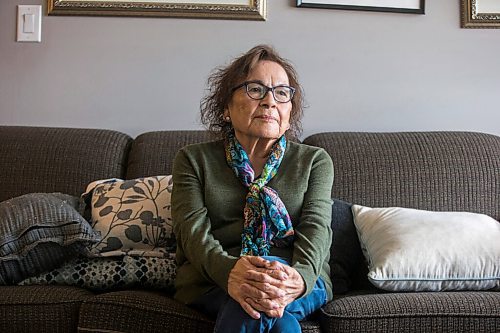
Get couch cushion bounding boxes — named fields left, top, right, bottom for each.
left=126, top=130, right=214, bottom=178
left=302, top=132, right=500, bottom=221
left=78, top=290, right=214, bottom=333
left=0, top=285, right=93, bottom=333
left=0, top=126, right=132, bottom=202
left=320, top=291, right=500, bottom=333
left=78, top=290, right=322, bottom=333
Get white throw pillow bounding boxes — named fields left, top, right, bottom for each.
left=352, top=205, right=500, bottom=292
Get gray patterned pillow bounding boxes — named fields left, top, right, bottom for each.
left=83, top=176, right=175, bottom=257
left=0, top=193, right=100, bottom=284
left=18, top=255, right=176, bottom=292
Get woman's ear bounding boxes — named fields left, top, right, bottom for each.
left=223, top=109, right=231, bottom=122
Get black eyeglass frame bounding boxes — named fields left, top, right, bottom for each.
left=232, top=80, right=296, bottom=103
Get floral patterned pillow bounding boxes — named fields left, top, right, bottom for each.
left=83, top=176, right=174, bottom=257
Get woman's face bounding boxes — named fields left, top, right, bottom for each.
left=225, top=60, right=292, bottom=142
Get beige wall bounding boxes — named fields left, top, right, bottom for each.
left=1, top=1, right=499, bottom=138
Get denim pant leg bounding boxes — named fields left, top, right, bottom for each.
left=191, top=286, right=270, bottom=333
left=266, top=279, right=327, bottom=333
left=283, top=276, right=328, bottom=321
left=215, top=295, right=276, bottom=333
left=190, top=286, right=229, bottom=319
left=262, top=256, right=328, bottom=319
left=191, top=256, right=328, bottom=333
left=260, top=256, right=328, bottom=332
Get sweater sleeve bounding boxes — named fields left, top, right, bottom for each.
left=171, top=148, right=238, bottom=292
left=291, top=148, right=334, bottom=297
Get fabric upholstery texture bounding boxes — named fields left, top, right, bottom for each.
left=303, top=132, right=500, bottom=220
left=320, top=291, right=500, bottom=333
left=78, top=290, right=215, bottom=333
left=126, top=130, right=214, bottom=179
left=0, top=193, right=100, bottom=284
left=0, top=126, right=132, bottom=202
left=0, top=285, right=93, bottom=333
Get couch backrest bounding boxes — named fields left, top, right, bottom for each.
left=303, top=131, right=500, bottom=221
left=0, top=126, right=132, bottom=201
left=127, top=130, right=500, bottom=220
left=126, top=130, right=214, bottom=179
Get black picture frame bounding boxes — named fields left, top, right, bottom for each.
left=297, top=0, right=425, bottom=15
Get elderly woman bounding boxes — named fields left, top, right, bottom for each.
left=172, top=45, right=333, bottom=332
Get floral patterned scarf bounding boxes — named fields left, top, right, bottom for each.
left=224, top=131, right=294, bottom=256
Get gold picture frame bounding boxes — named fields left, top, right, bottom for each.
left=47, top=0, right=267, bottom=20
left=461, top=0, right=500, bottom=28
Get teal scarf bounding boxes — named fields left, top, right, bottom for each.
left=224, top=131, right=294, bottom=256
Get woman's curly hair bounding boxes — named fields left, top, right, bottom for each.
left=200, top=45, right=304, bottom=140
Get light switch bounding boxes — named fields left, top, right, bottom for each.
left=24, top=14, right=35, bottom=33
left=17, top=5, right=41, bottom=42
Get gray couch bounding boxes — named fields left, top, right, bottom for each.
left=0, top=126, right=498, bottom=333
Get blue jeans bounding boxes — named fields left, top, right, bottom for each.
left=191, top=256, right=328, bottom=333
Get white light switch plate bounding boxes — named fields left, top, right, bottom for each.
left=17, top=5, right=42, bottom=42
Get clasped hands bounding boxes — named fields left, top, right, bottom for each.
left=228, top=256, right=305, bottom=319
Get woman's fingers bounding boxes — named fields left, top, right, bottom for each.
left=239, top=260, right=289, bottom=300
left=228, top=258, right=263, bottom=320
left=245, top=298, right=285, bottom=318
left=244, top=256, right=286, bottom=273
left=240, top=299, right=261, bottom=320
left=228, top=256, right=305, bottom=319
left=244, top=255, right=270, bottom=268
left=241, top=282, right=285, bottom=299
left=247, top=268, right=288, bottom=282
left=245, top=297, right=278, bottom=311
left=266, top=260, right=287, bottom=271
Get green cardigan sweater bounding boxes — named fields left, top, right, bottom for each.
left=172, top=139, right=334, bottom=305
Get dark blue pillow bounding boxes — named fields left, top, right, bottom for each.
left=0, top=193, right=100, bottom=284
left=330, top=199, right=366, bottom=294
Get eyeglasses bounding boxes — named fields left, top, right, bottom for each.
left=232, top=81, right=295, bottom=103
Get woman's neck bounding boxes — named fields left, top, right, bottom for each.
left=234, top=133, right=276, bottom=176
